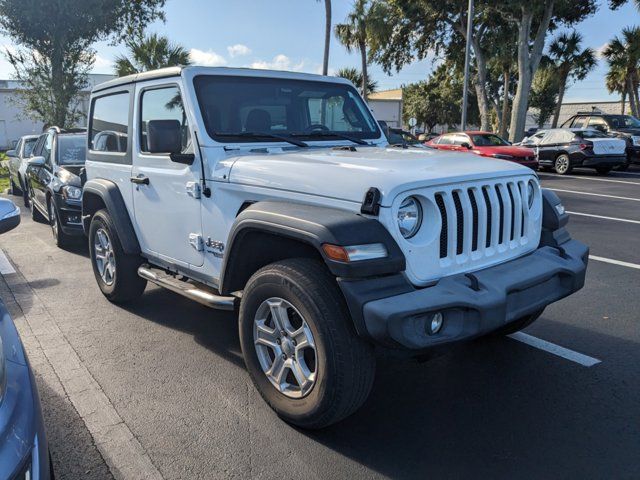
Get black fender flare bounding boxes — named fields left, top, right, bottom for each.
left=219, top=200, right=405, bottom=294
left=81, top=179, right=140, bottom=254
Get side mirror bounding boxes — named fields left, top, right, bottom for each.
left=6, top=149, right=16, bottom=158
left=27, top=156, right=45, bottom=167
left=147, top=120, right=194, bottom=165
left=461, top=142, right=472, bottom=149
left=0, top=198, right=20, bottom=234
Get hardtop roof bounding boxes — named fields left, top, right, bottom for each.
left=92, top=66, right=353, bottom=94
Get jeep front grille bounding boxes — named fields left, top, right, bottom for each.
left=435, top=180, right=531, bottom=260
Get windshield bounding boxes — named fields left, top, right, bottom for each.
left=471, top=134, right=510, bottom=146
left=606, top=115, right=640, bottom=129
left=23, top=138, right=37, bottom=157
left=575, top=129, right=608, bottom=139
left=57, top=135, right=86, bottom=165
left=193, top=75, right=381, bottom=143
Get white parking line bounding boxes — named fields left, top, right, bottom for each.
left=610, top=170, right=640, bottom=177
left=567, top=211, right=640, bottom=225
left=0, top=249, right=15, bottom=274
left=508, top=332, right=601, bottom=367
left=538, top=173, right=640, bottom=185
left=589, top=255, right=640, bottom=270
left=547, top=188, right=640, bottom=202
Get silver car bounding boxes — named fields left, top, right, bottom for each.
left=6, top=134, right=39, bottom=204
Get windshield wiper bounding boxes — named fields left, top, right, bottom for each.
left=290, top=131, right=370, bottom=146
left=214, top=131, right=308, bottom=148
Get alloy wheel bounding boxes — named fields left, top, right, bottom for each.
left=253, top=297, right=317, bottom=398
left=555, top=155, right=570, bottom=174
left=94, top=228, right=116, bottom=286
left=49, top=202, right=58, bottom=240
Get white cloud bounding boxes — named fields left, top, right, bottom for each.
left=595, top=42, right=609, bottom=59
left=227, top=44, right=251, bottom=58
left=189, top=48, right=227, bottom=67
left=93, top=54, right=113, bottom=73
left=250, top=54, right=304, bottom=72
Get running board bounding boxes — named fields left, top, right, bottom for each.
left=137, top=264, right=236, bottom=311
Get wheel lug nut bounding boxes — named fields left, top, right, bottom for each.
left=281, top=353, right=287, bottom=360
left=276, top=338, right=281, bottom=345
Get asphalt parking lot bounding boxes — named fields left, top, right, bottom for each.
left=0, top=166, right=639, bottom=480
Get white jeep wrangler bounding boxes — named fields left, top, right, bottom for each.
left=82, top=66, right=588, bottom=428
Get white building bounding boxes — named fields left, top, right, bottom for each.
left=0, top=73, right=115, bottom=149
left=525, top=100, right=629, bottom=130
left=368, top=89, right=403, bottom=128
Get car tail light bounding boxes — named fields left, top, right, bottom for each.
left=579, top=143, right=592, bottom=150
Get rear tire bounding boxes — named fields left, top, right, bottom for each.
left=28, top=188, right=46, bottom=223
left=491, top=309, right=544, bottom=336
left=595, top=166, right=612, bottom=175
left=554, top=154, right=572, bottom=175
left=239, top=258, right=375, bottom=429
left=88, top=209, right=146, bottom=303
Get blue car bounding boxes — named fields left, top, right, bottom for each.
left=0, top=198, right=51, bottom=479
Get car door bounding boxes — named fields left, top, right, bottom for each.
left=131, top=82, right=204, bottom=268
left=8, top=138, right=22, bottom=181
left=32, top=132, right=54, bottom=213
left=536, top=130, right=560, bottom=162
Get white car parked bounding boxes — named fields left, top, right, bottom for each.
left=82, top=67, right=589, bottom=428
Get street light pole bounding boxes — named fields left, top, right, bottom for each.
left=461, top=0, right=474, bottom=131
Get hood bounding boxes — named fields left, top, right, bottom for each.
left=56, top=165, right=84, bottom=187
left=614, top=128, right=640, bottom=136
left=226, top=146, right=535, bottom=206
left=473, top=145, right=536, bottom=158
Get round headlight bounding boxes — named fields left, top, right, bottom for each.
left=397, top=196, right=422, bottom=238
left=527, top=180, right=536, bottom=209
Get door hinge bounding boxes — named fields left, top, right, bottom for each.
left=186, top=181, right=201, bottom=199
left=189, top=233, right=204, bottom=251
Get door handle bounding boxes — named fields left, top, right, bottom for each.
left=130, top=175, right=149, bottom=185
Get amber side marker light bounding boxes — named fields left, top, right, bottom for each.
left=322, top=243, right=388, bottom=262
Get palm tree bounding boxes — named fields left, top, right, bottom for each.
left=335, top=0, right=374, bottom=101
left=114, top=33, right=192, bottom=77
left=336, top=67, right=378, bottom=95
left=316, top=0, right=332, bottom=75
left=548, top=31, right=596, bottom=127
left=603, top=27, right=640, bottom=117
left=606, top=64, right=628, bottom=114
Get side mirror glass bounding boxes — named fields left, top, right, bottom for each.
left=6, top=149, right=16, bottom=158
left=0, top=198, right=20, bottom=234
left=147, top=119, right=182, bottom=154
left=27, top=156, right=45, bottom=167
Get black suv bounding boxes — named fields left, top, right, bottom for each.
left=561, top=112, right=640, bottom=169
left=25, top=127, right=87, bottom=247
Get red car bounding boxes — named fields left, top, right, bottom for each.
left=426, top=131, right=538, bottom=169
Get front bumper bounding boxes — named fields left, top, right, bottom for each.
left=340, top=239, right=588, bottom=350
left=52, top=194, right=83, bottom=236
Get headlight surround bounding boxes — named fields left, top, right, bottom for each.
left=62, top=185, right=82, bottom=200
left=397, top=196, right=423, bottom=239
left=527, top=180, right=536, bottom=209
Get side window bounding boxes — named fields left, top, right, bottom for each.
left=451, top=134, right=469, bottom=146
left=439, top=135, right=453, bottom=145
left=31, top=135, right=45, bottom=157
left=90, top=92, right=130, bottom=153
left=140, top=86, right=191, bottom=153
left=42, top=132, right=54, bottom=165
left=587, top=117, right=607, bottom=131
left=15, top=139, right=22, bottom=156
left=572, top=116, right=588, bottom=129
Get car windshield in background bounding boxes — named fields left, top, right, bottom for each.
left=23, top=138, right=37, bottom=157
left=471, top=134, right=510, bottom=146
left=575, top=130, right=608, bottom=139
left=58, top=135, right=86, bottom=165
left=193, top=75, right=381, bottom=143
left=606, top=115, right=640, bottom=129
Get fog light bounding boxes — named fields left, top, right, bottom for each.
left=428, top=312, right=444, bottom=335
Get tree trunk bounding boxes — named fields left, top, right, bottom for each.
left=360, top=38, right=368, bottom=102
left=322, top=0, right=331, bottom=75
left=50, top=46, right=67, bottom=127
left=622, top=90, right=626, bottom=115
left=499, top=69, right=510, bottom=138
left=627, top=76, right=637, bottom=117
left=552, top=69, right=568, bottom=128
left=509, top=1, right=555, bottom=143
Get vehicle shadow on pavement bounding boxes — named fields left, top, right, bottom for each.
left=303, top=325, right=639, bottom=479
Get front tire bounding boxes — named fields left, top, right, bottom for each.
left=9, top=177, right=21, bottom=196
left=595, top=166, right=612, bottom=175
left=48, top=200, right=73, bottom=249
left=239, top=258, right=375, bottom=429
left=89, top=209, right=146, bottom=303
left=554, top=154, right=572, bottom=175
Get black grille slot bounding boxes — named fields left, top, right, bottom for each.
left=507, top=184, right=516, bottom=241
left=435, top=194, right=447, bottom=258
left=495, top=185, right=505, bottom=245
left=452, top=191, right=464, bottom=255
left=482, top=187, right=492, bottom=248
left=468, top=190, right=479, bottom=251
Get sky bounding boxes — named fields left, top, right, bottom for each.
left=0, top=0, right=637, bottom=102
